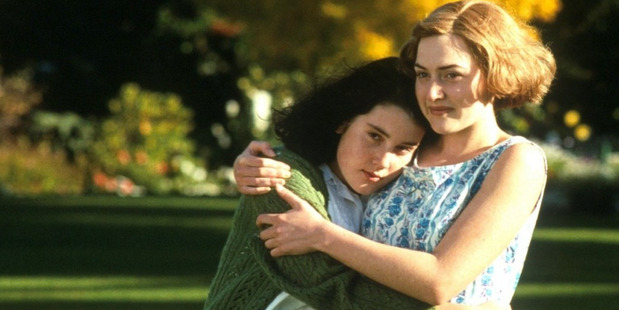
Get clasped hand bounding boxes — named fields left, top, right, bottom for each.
left=256, top=184, right=329, bottom=257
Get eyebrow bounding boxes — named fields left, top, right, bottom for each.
left=414, top=63, right=463, bottom=71
left=368, top=123, right=389, bottom=137
left=368, top=123, right=420, bottom=146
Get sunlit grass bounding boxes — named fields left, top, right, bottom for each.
left=22, top=213, right=233, bottom=230
left=0, top=276, right=209, bottom=302
left=533, top=228, right=619, bottom=244
left=2, top=195, right=239, bottom=211
left=516, top=283, right=619, bottom=297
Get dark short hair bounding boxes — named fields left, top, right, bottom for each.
left=274, top=57, right=426, bottom=165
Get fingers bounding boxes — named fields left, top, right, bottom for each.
left=235, top=158, right=290, bottom=184
left=233, top=141, right=291, bottom=195
left=246, top=140, right=276, bottom=157
left=258, top=225, right=291, bottom=258
left=235, top=171, right=288, bottom=195
left=274, top=184, right=306, bottom=210
left=237, top=184, right=274, bottom=195
left=236, top=155, right=291, bottom=175
left=256, top=213, right=277, bottom=232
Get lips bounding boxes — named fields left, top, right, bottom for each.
left=363, top=170, right=382, bottom=182
left=428, top=106, right=452, bottom=115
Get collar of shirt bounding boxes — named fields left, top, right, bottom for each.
left=318, top=164, right=366, bottom=233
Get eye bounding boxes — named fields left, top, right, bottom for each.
left=368, top=132, right=382, bottom=141
left=395, top=145, right=416, bottom=155
left=444, top=72, right=462, bottom=80
left=415, top=71, right=429, bottom=79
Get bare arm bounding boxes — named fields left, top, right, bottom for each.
left=233, top=141, right=291, bottom=194
left=258, top=143, right=545, bottom=305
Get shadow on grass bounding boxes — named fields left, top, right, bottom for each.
left=0, top=196, right=236, bottom=276
left=511, top=210, right=619, bottom=309
left=0, top=195, right=238, bottom=310
left=1, top=196, right=618, bottom=310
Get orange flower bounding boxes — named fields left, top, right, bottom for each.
left=116, top=150, right=131, bottom=165
left=92, top=171, right=108, bottom=188
left=156, top=162, right=169, bottom=175
left=118, top=177, right=135, bottom=196
left=210, top=20, right=244, bottom=37
left=105, top=177, right=118, bottom=192
left=135, top=151, right=148, bottom=165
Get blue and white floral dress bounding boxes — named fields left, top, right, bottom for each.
left=362, top=136, right=545, bottom=305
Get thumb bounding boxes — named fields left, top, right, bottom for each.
left=247, top=140, right=276, bottom=157
left=275, top=184, right=306, bottom=211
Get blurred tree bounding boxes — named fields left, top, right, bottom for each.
left=194, top=0, right=561, bottom=75
left=0, top=0, right=249, bottom=167
left=182, top=0, right=562, bottom=143
left=6, top=0, right=619, bottom=169
left=539, top=0, right=619, bottom=145
left=0, top=68, right=42, bottom=142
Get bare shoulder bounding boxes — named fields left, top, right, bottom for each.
left=498, top=140, right=546, bottom=169
left=490, top=139, right=547, bottom=186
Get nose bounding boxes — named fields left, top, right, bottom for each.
left=372, top=150, right=392, bottom=170
left=427, top=81, right=444, bottom=101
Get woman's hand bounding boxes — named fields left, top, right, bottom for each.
left=256, top=185, right=330, bottom=257
left=233, top=141, right=291, bottom=195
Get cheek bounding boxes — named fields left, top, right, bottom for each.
left=384, top=155, right=412, bottom=181
left=395, top=154, right=413, bottom=169
left=415, top=84, right=424, bottom=102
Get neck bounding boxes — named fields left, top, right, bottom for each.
left=419, top=110, right=509, bottom=166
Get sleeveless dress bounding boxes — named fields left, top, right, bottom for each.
left=362, top=136, right=545, bottom=305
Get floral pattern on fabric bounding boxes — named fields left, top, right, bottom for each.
left=362, top=136, right=544, bottom=305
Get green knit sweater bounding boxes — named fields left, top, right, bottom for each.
left=204, top=148, right=434, bottom=310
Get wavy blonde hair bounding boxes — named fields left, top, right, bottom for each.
left=400, top=0, right=556, bottom=109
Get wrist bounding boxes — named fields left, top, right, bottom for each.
left=314, top=220, right=342, bottom=253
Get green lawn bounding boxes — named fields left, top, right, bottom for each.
left=1, top=195, right=617, bottom=309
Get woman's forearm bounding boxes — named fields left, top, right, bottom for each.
left=266, top=144, right=546, bottom=304
left=314, top=220, right=449, bottom=304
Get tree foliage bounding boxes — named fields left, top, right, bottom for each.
left=541, top=0, right=619, bottom=142
left=194, top=0, right=562, bottom=75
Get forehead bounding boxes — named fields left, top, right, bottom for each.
left=416, top=34, right=474, bottom=68
left=351, top=104, right=420, bottom=131
left=358, top=104, right=411, bottom=121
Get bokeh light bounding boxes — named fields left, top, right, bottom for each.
left=563, top=110, right=580, bottom=128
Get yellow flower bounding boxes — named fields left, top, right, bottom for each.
left=139, top=120, right=152, bottom=136
left=564, top=110, right=580, bottom=128
left=574, top=124, right=592, bottom=141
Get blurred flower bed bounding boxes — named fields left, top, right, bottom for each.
left=542, top=143, right=618, bottom=215
left=0, top=78, right=237, bottom=198
left=0, top=138, right=86, bottom=195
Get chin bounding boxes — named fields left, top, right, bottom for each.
left=356, top=185, right=379, bottom=196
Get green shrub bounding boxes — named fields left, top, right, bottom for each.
left=0, top=138, right=86, bottom=195
left=0, top=67, right=42, bottom=142
left=90, top=83, right=209, bottom=195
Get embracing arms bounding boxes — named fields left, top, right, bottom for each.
left=242, top=147, right=434, bottom=310
left=238, top=141, right=543, bottom=306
